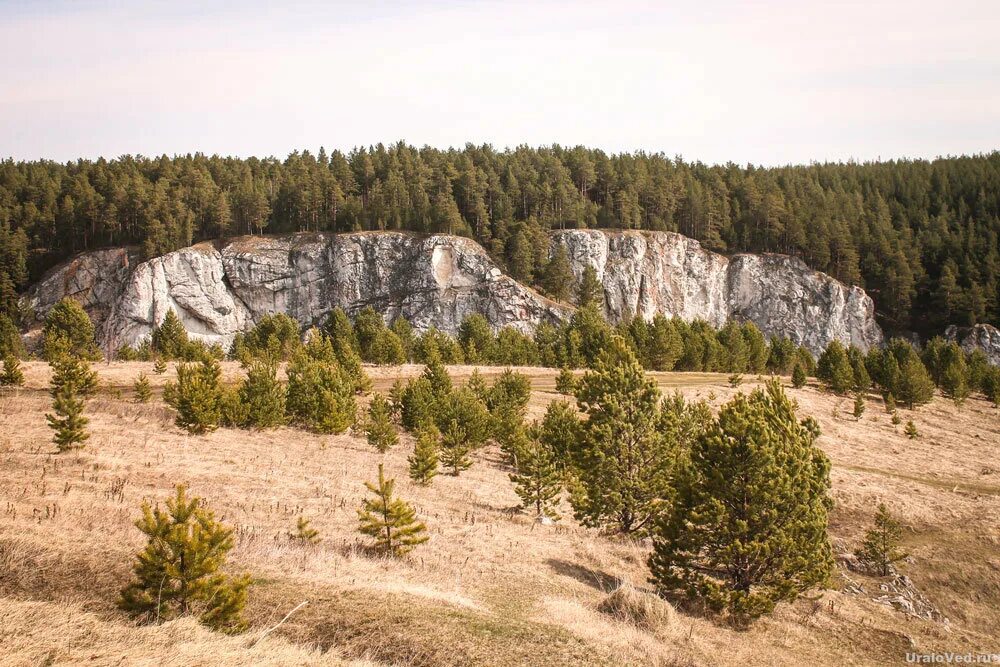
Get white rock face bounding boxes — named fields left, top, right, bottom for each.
left=945, top=323, right=1000, bottom=365
left=552, top=230, right=884, bottom=353
left=24, top=232, right=571, bottom=353
left=24, top=229, right=885, bottom=356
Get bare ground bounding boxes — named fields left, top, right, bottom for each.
left=0, top=361, right=998, bottom=666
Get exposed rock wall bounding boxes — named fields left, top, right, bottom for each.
left=23, top=229, right=885, bottom=356
left=945, top=323, right=1000, bottom=366
left=552, top=230, right=884, bottom=353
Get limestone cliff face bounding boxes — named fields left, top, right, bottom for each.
left=24, top=229, right=884, bottom=356
left=551, top=230, right=884, bottom=353
left=24, top=232, right=571, bottom=353
left=945, top=323, right=1000, bottom=366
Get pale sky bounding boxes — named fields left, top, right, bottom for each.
left=2, top=0, right=999, bottom=165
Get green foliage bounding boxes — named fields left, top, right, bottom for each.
left=440, top=419, right=473, bottom=475
left=232, top=313, right=301, bottom=362
left=285, top=352, right=356, bottom=434
left=238, top=360, right=286, bottom=428
left=727, top=373, right=743, bottom=388
left=766, top=337, right=797, bottom=374
left=856, top=503, right=907, bottom=576
left=324, top=308, right=358, bottom=353
left=869, top=340, right=935, bottom=409
left=150, top=310, right=190, bottom=361
left=290, top=516, right=320, bottom=544
left=368, top=329, right=407, bottom=365
left=365, top=393, right=398, bottom=453
left=165, top=358, right=224, bottom=434
left=390, top=317, right=415, bottom=361
left=0, top=313, right=24, bottom=359
left=133, top=373, right=152, bottom=403
left=42, top=298, right=100, bottom=361
left=542, top=245, right=574, bottom=302
left=408, top=425, right=440, bottom=486
left=537, top=399, right=582, bottom=463
left=119, top=485, right=250, bottom=633
left=649, top=380, right=834, bottom=627
left=399, top=377, right=437, bottom=431
left=904, top=420, right=919, bottom=439
left=982, top=366, right=1000, bottom=406
left=555, top=366, right=576, bottom=394
left=153, top=358, right=167, bottom=375
left=458, top=314, right=495, bottom=363
left=817, top=341, right=854, bottom=394
left=357, top=464, right=428, bottom=556
left=847, top=346, right=871, bottom=392
left=509, top=429, right=562, bottom=520
left=577, top=265, right=604, bottom=309
left=852, top=392, right=865, bottom=421
left=791, top=362, right=807, bottom=388
left=50, top=355, right=98, bottom=398
left=46, top=382, right=89, bottom=452
left=891, top=411, right=902, bottom=426
left=435, top=388, right=491, bottom=451
left=484, top=368, right=532, bottom=445
left=570, top=336, right=673, bottom=533
left=1, top=354, right=24, bottom=387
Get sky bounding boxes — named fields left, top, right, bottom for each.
left=1, top=0, right=999, bottom=166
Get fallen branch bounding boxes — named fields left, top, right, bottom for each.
left=249, top=600, right=309, bottom=648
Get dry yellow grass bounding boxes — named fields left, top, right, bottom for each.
left=1, top=361, right=998, bottom=666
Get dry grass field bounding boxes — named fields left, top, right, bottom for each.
left=1, top=361, right=998, bottom=666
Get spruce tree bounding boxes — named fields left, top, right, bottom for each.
left=119, top=485, right=250, bottom=633
left=649, top=380, right=833, bottom=627
left=133, top=373, right=152, bottom=403
left=509, top=433, right=562, bottom=520
left=290, top=516, right=320, bottom=544
left=791, top=362, right=807, bottom=388
left=1, top=354, right=24, bottom=387
left=571, top=335, right=672, bottom=534
left=852, top=392, right=865, bottom=421
left=166, top=358, right=223, bottom=434
left=357, top=464, right=428, bottom=556
left=366, top=393, right=398, bottom=453
left=153, top=357, right=167, bottom=375
left=47, top=383, right=90, bottom=452
left=239, top=360, right=286, bottom=428
left=408, top=425, right=440, bottom=486
left=856, top=503, right=907, bottom=576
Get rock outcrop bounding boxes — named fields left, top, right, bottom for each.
left=552, top=230, right=884, bottom=353
left=24, top=232, right=571, bottom=353
left=23, top=229, right=885, bottom=356
left=945, top=323, right=1000, bottom=366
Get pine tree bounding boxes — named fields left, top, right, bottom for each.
left=791, top=362, right=807, bottom=388
left=571, top=335, right=672, bottom=533
left=555, top=366, right=576, bottom=394
left=891, top=411, right=902, bottom=426
left=649, top=380, right=833, bottom=627
left=153, top=357, right=167, bottom=375
left=1, top=354, right=24, bottom=387
left=856, top=503, right=907, bottom=576
left=47, top=383, right=90, bottom=452
left=896, top=356, right=935, bottom=409
left=408, top=425, right=440, bottom=486
left=577, top=265, right=604, bottom=308
left=509, top=433, right=562, bottom=520
left=357, top=464, right=428, bottom=556
left=939, top=347, right=970, bottom=405
left=904, top=420, right=919, bottom=439
left=50, top=354, right=98, bottom=397
left=440, top=419, right=473, bottom=475
left=285, top=352, right=356, bottom=433
left=852, top=392, right=865, bottom=421
left=366, top=393, right=398, bottom=453
left=727, top=373, right=743, bottom=388
left=884, top=394, right=896, bottom=414
left=290, top=516, right=320, bottom=544
left=151, top=309, right=190, bottom=360
left=238, top=360, right=286, bottom=428
left=166, top=358, right=223, bottom=434
left=119, top=485, right=250, bottom=633
left=0, top=313, right=25, bottom=360
left=42, top=297, right=100, bottom=361
left=542, top=245, right=574, bottom=302
left=133, top=373, right=152, bottom=403
left=817, top=341, right=854, bottom=394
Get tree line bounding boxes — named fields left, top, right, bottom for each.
left=1, top=146, right=999, bottom=336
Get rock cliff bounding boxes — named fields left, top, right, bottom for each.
left=945, top=323, right=1000, bottom=366
left=23, top=230, right=884, bottom=356
left=551, top=230, right=884, bottom=353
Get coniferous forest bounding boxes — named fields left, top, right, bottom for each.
left=1, top=145, right=999, bottom=336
